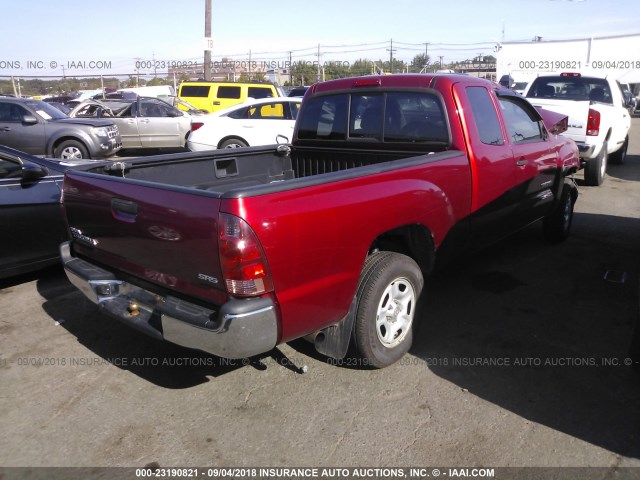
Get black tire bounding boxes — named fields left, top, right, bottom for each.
left=352, top=252, right=424, bottom=368
left=584, top=141, right=607, bottom=186
left=543, top=185, right=576, bottom=243
left=219, top=138, right=248, bottom=149
left=54, top=140, right=90, bottom=160
left=609, top=136, right=628, bottom=165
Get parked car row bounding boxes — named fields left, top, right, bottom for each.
left=0, top=81, right=306, bottom=159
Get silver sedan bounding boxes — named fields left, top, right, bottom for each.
left=70, top=97, right=194, bottom=149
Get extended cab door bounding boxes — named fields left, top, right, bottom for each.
left=453, top=84, right=519, bottom=245
left=495, top=92, right=557, bottom=226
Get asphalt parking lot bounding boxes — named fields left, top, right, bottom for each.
left=1, top=119, right=639, bottom=476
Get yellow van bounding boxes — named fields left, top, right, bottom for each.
left=177, top=82, right=281, bottom=113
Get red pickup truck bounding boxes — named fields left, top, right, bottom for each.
left=60, top=74, right=579, bottom=368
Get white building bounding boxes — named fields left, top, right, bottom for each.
left=496, top=33, right=640, bottom=86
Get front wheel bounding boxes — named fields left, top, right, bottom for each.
left=584, top=141, right=607, bottom=186
left=352, top=252, right=424, bottom=368
left=54, top=140, right=90, bottom=160
left=543, top=184, right=576, bottom=242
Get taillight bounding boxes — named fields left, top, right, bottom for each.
left=218, top=213, right=273, bottom=296
left=191, top=122, right=204, bottom=132
left=587, top=108, right=600, bottom=136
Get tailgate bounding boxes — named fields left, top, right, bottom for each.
left=526, top=98, right=590, bottom=141
left=62, top=170, right=227, bottom=305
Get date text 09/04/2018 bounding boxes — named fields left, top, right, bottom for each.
left=518, top=60, right=640, bottom=70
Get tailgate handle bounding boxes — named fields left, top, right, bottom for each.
left=111, top=198, right=138, bottom=222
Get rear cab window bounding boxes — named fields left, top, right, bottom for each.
left=526, top=76, right=613, bottom=104
left=297, top=90, right=449, bottom=147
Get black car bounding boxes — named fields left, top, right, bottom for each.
left=0, top=145, right=105, bottom=278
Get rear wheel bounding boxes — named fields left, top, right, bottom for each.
left=609, top=136, right=628, bottom=165
left=352, top=252, right=424, bottom=368
left=54, top=140, right=89, bottom=160
left=584, top=141, right=607, bottom=186
left=220, top=138, right=248, bottom=149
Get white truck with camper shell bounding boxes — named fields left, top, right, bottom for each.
left=524, top=72, right=632, bottom=186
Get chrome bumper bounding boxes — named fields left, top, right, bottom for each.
left=60, top=242, right=278, bottom=359
left=576, top=142, right=596, bottom=159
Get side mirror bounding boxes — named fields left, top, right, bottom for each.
left=21, top=161, right=48, bottom=181
left=22, top=114, right=39, bottom=125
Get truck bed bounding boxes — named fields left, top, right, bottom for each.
left=94, top=145, right=454, bottom=196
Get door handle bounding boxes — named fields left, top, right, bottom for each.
left=111, top=198, right=138, bottom=223
left=0, top=126, right=10, bottom=132
left=516, top=159, right=528, bottom=167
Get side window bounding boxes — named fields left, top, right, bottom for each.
left=217, top=86, right=241, bottom=99
left=227, top=106, right=249, bottom=119
left=498, top=97, right=544, bottom=144
left=253, top=103, right=284, bottom=118
left=146, top=100, right=175, bottom=117
left=289, top=102, right=301, bottom=120
left=139, top=100, right=167, bottom=117
left=0, top=103, right=29, bottom=123
left=248, top=87, right=274, bottom=99
left=0, top=158, right=22, bottom=179
left=466, top=87, right=503, bottom=146
left=180, top=85, right=210, bottom=97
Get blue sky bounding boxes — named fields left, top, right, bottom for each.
left=1, top=0, right=638, bottom=76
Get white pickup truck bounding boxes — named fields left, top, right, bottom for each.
left=525, top=72, right=632, bottom=186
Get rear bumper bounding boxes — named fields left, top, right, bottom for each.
left=60, top=242, right=278, bottom=359
left=575, top=142, right=596, bottom=160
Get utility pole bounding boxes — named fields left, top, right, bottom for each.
left=423, top=42, right=429, bottom=72
left=204, top=0, right=212, bottom=81
left=438, top=56, right=444, bottom=69
left=387, top=38, right=396, bottom=73
left=316, top=44, right=321, bottom=82
left=289, top=51, right=293, bottom=85
left=152, top=52, right=157, bottom=78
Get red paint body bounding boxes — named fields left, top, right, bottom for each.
left=63, top=74, right=580, bottom=347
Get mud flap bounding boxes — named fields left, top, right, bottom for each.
left=314, top=296, right=358, bottom=360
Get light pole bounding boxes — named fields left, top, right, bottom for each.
left=204, top=0, right=212, bottom=81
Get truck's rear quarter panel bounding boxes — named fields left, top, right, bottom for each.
left=221, top=152, right=471, bottom=342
